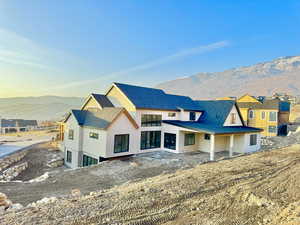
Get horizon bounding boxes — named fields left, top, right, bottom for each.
left=1, top=1, right=300, bottom=97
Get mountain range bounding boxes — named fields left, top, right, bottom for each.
left=157, top=56, right=300, bottom=99
left=0, top=96, right=84, bottom=121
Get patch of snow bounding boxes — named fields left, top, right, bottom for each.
left=28, top=172, right=49, bottom=183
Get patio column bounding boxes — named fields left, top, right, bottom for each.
left=229, top=134, right=234, bottom=157
left=210, top=134, right=215, bottom=161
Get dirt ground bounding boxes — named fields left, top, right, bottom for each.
left=0, top=148, right=231, bottom=206
left=1, top=144, right=299, bottom=225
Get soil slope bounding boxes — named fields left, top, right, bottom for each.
left=1, top=145, right=299, bottom=225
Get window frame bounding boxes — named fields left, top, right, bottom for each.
left=164, top=133, right=176, bottom=150
left=141, top=114, right=162, bottom=127
left=204, top=133, right=211, bottom=140
left=68, top=129, right=74, bottom=140
left=230, top=113, right=237, bottom=124
left=89, top=132, right=99, bottom=139
left=184, top=133, right=195, bottom=146
left=82, top=154, right=98, bottom=167
left=261, top=111, right=266, bottom=120
left=66, top=150, right=72, bottom=163
left=249, top=134, right=257, bottom=146
left=168, top=112, right=176, bottom=117
left=268, top=125, right=277, bottom=133
left=189, top=112, right=196, bottom=121
left=269, top=111, right=277, bottom=122
left=249, top=110, right=254, bottom=119
left=114, top=134, right=130, bottom=153
left=140, top=131, right=161, bottom=150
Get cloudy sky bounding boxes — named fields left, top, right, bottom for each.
left=0, top=0, right=300, bottom=97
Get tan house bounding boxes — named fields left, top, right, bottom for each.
left=237, top=94, right=290, bottom=136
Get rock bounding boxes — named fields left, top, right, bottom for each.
left=71, top=189, right=81, bottom=198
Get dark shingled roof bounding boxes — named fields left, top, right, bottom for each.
left=237, top=99, right=280, bottom=110
left=196, top=100, right=238, bottom=126
left=163, top=120, right=262, bottom=134
left=163, top=100, right=262, bottom=134
left=91, top=94, right=114, bottom=108
left=113, top=83, right=202, bottom=111
left=71, top=108, right=124, bottom=129
left=0, top=119, right=38, bottom=128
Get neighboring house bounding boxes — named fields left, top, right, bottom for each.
left=237, top=94, right=290, bottom=136
left=0, top=119, right=38, bottom=134
left=61, top=83, right=262, bottom=168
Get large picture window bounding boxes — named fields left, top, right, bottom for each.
left=269, top=112, right=277, bottom=122
left=114, top=134, right=129, bottom=153
left=164, top=133, right=176, bottom=150
left=141, top=131, right=161, bottom=150
left=184, top=133, right=195, bottom=146
left=249, top=134, right=257, bottom=146
left=141, top=114, right=162, bottom=127
left=83, top=154, right=98, bottom=167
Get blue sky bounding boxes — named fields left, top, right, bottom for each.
left=0, top=0, right=300, bottom=97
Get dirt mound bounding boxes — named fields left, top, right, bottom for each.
left=0, top=145, right=299, bottom=225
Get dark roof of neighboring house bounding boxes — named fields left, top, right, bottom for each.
left=0, top=119, right=38, bottom=128
left=113, top=82, right=202, bottom=111
left=237, top=99, right=280, bottom=110
left=196, top=100, right=240, bottom=126
left=91, top=93, right=114, bottom=108
left=70, top=108, right=138, bottom=129
left=279, top=101, right=290, bottom=112
left=163, top=120, right=262, bottom=134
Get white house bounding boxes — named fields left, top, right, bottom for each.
left=0, top=119, right=38, bottom=134
left=61, top=83, right=262, bottom=168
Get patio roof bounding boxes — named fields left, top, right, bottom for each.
left=163, top=120, right=262, bottom=134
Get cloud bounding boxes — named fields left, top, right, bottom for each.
left=51, top=40, right=230, bottom=90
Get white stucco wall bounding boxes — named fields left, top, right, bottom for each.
left=63, top=115, right=82, bottom=168
left=82, top=127, right=107, bottom=159
left=106, top=112, right=139, bottom=158
left=223, top=105, right=243, bottom=126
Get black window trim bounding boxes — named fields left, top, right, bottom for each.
left=114, top=134, right=130, bottom=153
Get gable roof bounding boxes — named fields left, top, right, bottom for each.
left=68, top=108, right=138, bottom=130
left=163, top=120, right=261, bottom=134
left=91, top=94, right=114, bottom=108
left=81, top=93, right=114, bottom=110
left=237, top=99, right=279, bottom=110
left=196, top=100, right=242, bottom=126
left=112, top=82, right=202, bottom=111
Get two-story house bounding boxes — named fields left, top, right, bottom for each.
left=61, top=83, right=262, bottom=168
left=237, top=94, right=290, bottom=136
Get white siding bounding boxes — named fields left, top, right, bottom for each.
left=82, top=128, right=107, bottom=159
left=223, top=105, right=243, bottom=126
left=106, top=113, right=139, bottom=158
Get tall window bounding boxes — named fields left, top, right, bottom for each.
left=89, top=132, right=99, bottom=139
left=190, top=112, right=196, bottom=121
left=249, top=134, right=257, bottom=146
left=82, top=154, right=98, bottom=167
left=141, top=114, right=162, bottom=127
left=261, top=111, right=266, bottom=120
left=249, top=110, right=254, bottom=119
left=141, top=131, right=161, bottom=150
left=230, top=113, right=237, bottom=124
left=114, top=134, right=129, bottom=153
left=268, top=126, right=277, bottom=133
left=269, top=112, right=277, bottom=122
left=184, top=133, right=195, bottom=146
left=68, top=129, right=74, bottom=140
left=164, top=133, right=176, bottom=150
left=66, top=150, right=72, bottom=163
